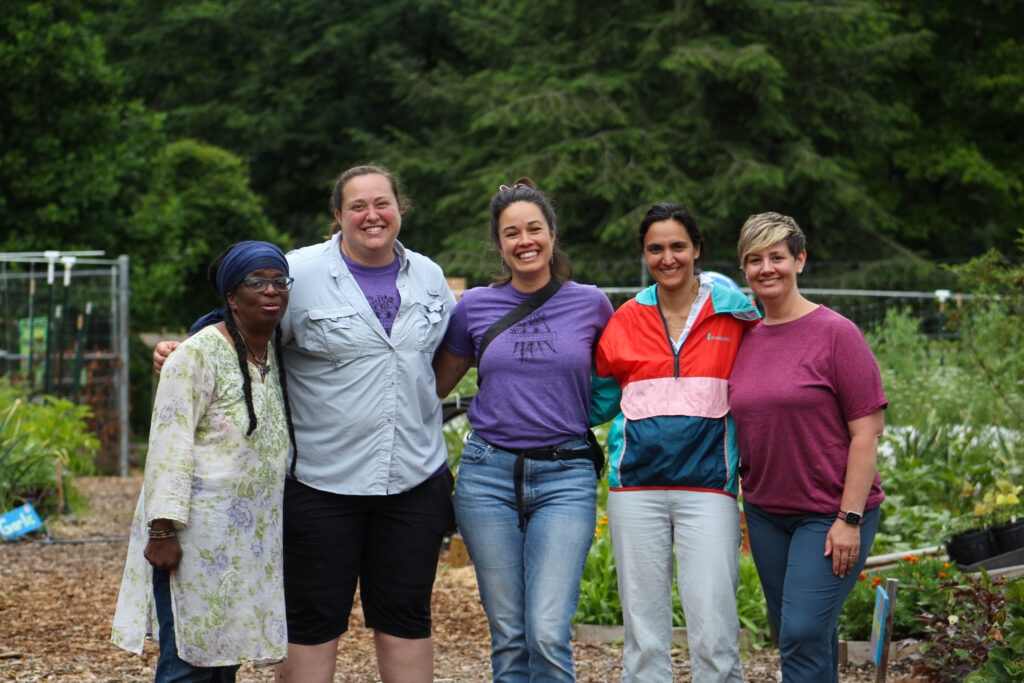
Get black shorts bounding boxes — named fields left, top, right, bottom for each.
left=282, top=471, right=455, bottom=644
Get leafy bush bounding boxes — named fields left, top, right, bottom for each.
left=910, top=572, right=1024, bottom=683
left=964, top=617, right=1024, bottom=682
left=574, top=517, right=621, bottom=626
left=735, top=554, right=769, bottom=643
left=840, top=555, right=960, bottom=640
left=867, top=308, right=974, bottom=427
left=874, top=418, right=1022, bottom=552
left=0, top=401, right=53, bottom=514
left=945, top=245, right=1024, bottom=428
left=0, top=379, right=98, bottom=518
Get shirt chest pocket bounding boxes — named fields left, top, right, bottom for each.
left=407, top=290, right=447, bottom=353
left=303, top=306, right=368, bottom=364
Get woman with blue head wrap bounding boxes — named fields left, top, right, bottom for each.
left=113, top=240, right=298, bottom=680
left=149, top=165, right=458, bottom=681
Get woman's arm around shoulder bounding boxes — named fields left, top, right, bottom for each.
left=433, top=348, right=474, bottom=398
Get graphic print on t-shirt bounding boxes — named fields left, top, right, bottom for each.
left=508, top=311, right=557, bottom=360
left=367, top=294, right=399, bottom=331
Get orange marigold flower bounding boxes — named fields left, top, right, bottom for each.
left=871, top=577, right=883, bottom=588
left=943, top=562, right=950, bottom=568
left=903, top=555, right=912, bottom=561
left=859, top=572, right=867, bottom=581
left=938, top=572, right=948, bottom=578
left=909, top=556, right=920, bottom=563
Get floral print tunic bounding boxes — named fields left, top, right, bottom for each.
left=112, top=326, right=290, bottom=666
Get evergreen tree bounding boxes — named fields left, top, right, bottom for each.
left=368, top=0, right=930, bottom=282
left=92, top=0, right=463, bottom=244
left=873, top=0, right=1024, bottom=257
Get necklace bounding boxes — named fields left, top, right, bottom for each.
left=235, top=321, right=271, bottom=381
left=658, top=278, right=700, bottom=339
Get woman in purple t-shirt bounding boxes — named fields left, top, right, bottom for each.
left=728, top=212, right=887, bottom=683
left=433, top=179, right=613, bottom=682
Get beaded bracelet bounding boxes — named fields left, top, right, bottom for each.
left=148, top=527, right=176, bottom=539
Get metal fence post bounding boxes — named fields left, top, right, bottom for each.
left=117, top=255, right=131, bottom=476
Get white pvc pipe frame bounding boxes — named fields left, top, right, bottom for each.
left=0, top=251, right=130, bottom=476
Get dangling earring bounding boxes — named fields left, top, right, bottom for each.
left=798, top=269, right=803, bottom=274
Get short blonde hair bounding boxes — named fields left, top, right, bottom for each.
left=737, top=212, right=806, bottom=266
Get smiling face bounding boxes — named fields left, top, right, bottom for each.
left=643, top=219, right=701, bottom=292
left=742, top=240, right=806, bottom=303
left=226, top=268, right=290, bottom=333
left=333, top=173, right=402, bottom=266
left=497, top=201, right=554, bottom=287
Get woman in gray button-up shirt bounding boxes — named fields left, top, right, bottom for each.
left=155, top=165, right=456, bottom=683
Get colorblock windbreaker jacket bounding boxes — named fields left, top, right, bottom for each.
left=591, top=279, right=760, bottom=495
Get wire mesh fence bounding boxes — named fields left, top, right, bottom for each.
left=438, top=253, right=968, bottom=336
left=0, top=248, right=974, bottom=478
left=0, top=252, right=130, bottom=474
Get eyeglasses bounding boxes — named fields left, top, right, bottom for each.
left=242, top=276, right=294, bottom=293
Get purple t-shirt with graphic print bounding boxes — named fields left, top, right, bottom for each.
left=342, top=251, right=401, bottom=335
left=728, top=306, right=887, bottom=515
left=443, top=281, right=613, bottom=450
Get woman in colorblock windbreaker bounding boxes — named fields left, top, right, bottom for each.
left=591, top=202, right=760, bottom=683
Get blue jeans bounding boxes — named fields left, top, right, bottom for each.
left=744, top=503, right=880, bottom=683
left=454, top=432, right=597, bottom=682
left=152, top=569, right=240, bottom=683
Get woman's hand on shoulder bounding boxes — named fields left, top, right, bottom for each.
left=153, top=341, right=181, bottom=375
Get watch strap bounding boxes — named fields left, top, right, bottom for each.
left=837, top=510, right=864, bottom=526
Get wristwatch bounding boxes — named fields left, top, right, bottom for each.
left=837, top=510, right=864, bottom=526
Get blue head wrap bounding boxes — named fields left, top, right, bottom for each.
left=215, top=241, right=289, bottom=297
left=190, top=241, right=290, bottom=334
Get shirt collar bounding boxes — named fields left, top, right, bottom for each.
left=328, top=232, right=408, bottom=277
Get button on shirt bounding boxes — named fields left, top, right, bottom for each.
left=280, top=234, right=455, bottom=495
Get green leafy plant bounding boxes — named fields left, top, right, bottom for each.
left=0, top=400, right=53, bottom=514
left=945, top=247, right=1024, bottom=428
left=840, top=555, right=960, bottom=640
left=972, top=480, right=1023, bottom=527
left=964, top=617, right=1024, bottom=682
left=873, top=412, right=1023, bottom=553
left=735, top=554, right=769, bottom=645
left=0, top=380, right=98, bottom=518
left=910, top=572, right=1024, bottom=683
left=574, top=517, right=621, bottom=626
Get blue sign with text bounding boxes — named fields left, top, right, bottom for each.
left=870, top=584, right=890, bottom=666
left=0, top=503, right=43, bottom=540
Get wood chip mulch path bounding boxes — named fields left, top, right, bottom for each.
left=0, top=476, right=903, bottom=681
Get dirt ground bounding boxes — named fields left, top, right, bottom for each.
left=0, top=477, right=904, bottom=682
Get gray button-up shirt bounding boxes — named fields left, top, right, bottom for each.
left=279, top=234, right=455, bottom=495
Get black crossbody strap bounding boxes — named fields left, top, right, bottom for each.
left=476, top=278, right=562, bottom=385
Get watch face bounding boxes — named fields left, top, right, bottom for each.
left=843, top=511, right=862, bottom=525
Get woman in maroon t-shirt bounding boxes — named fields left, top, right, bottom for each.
left=728, top=212, right=887, bottom=683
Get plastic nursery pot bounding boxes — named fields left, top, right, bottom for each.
left=946, top=527, right=998, bottom=565
left=991, top=518, right=1024, bottom=554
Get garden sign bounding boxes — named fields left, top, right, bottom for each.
left=0, top=503, right=43, bottom=540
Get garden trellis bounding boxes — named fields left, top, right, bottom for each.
left=0, top=251, right=130, bottom=475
